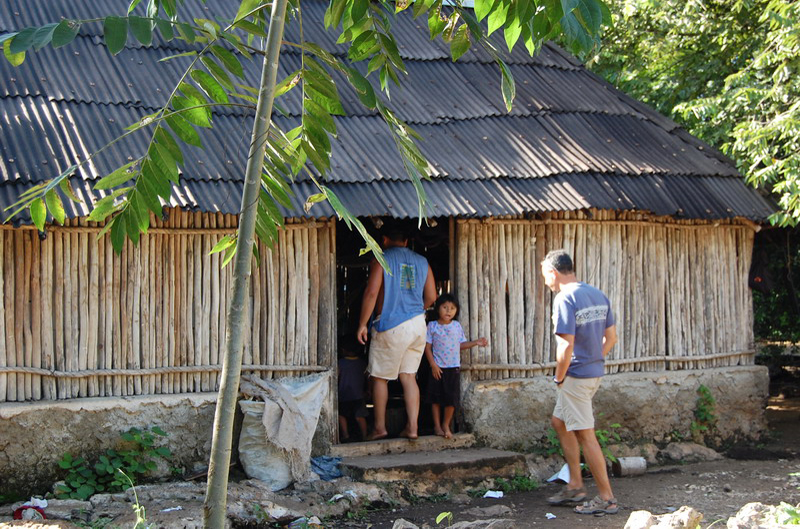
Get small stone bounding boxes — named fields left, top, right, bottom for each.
left=723, top=484, right=732, bottom=492
left=661, top=442, right=723, bottom=463
left=41, top=499, right=92, bottom=520
left=451, top=493, right=472, bottom=505
left=463, top=505, right=513, bottom=518
left=451, top=520, right=515, bottom=529
left=392, top=519, right=419, bottom=529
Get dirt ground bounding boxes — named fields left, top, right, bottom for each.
left=2, top=398, right=798, bottom=529
left=331, top=395, right=800, bottom=528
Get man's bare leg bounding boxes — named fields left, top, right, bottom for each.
left=552, top=415, right=584, bottom=491
left=576, top=428, right=615, bottom=501
left=369, top=377, right=389, bottom=440
left=398, top=372, right=420, bottom=439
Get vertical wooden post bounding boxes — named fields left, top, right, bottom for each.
left=0, top=231, right=7, bottom=400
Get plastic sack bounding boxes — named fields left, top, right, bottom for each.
left=238, top=372, right=330, bottom=490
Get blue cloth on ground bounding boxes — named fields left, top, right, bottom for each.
left=311, top=456, right=343, bottom=480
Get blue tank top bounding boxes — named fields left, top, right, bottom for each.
left=374, top=247, right=428, bottom=332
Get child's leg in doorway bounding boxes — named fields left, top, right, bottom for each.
left=338, top=414, right=350, bottom=441
left=355, top=416, right=368, bottom=440
left=432, top=403, right=445, bottom=437
left=442, top=405, right=455, bottom=439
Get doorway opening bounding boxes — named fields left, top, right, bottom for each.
left=335, top=217, right=451, bottom=443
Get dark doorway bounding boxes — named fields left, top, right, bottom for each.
left=335, top=217, right=451, bottom=442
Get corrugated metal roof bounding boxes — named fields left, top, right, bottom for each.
left=1, top=171, right=771, bottom=226
left=0, top=0, right=775, bottom=223
left=295, top=174, right=773, bottom=220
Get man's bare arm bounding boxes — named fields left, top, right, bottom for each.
left=357, top=260, right=383, bottom=344
left=554, top=333, right=574, bottom=382
left=602, top=324, right=617, bottom=358
left=423, top=264, right=436, bottom=309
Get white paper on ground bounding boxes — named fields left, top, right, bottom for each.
left=482, top=490, right=504, bottom=498
left=547, top=463, right=571, bottom=483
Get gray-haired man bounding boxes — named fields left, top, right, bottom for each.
left=541, top=249, right=619, bottom=515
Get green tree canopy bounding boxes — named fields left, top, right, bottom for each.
left=589, top=0, right=800, bottom=226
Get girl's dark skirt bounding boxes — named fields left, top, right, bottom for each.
left=425, top=366, right=460, bottom=407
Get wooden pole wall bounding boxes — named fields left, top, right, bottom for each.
left=455, top=211, right=756, bottom=381
left=0, top=210, right=336, bottom=402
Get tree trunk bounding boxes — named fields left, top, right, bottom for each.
left=203, top=0, right=289, bottom=526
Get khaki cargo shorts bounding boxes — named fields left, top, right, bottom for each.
left=553, top=376, right=602, bottom=431
left=368, top=314, right=426, bottom=380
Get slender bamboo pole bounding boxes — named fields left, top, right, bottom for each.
left=31, top=232, right=42, bottom=399
left=210, top=215, right=221, bottom=390
left=204, top=1, right=289, bottom=523
left=22, top=232, right=33, bottom=400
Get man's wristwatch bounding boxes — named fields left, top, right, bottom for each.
left=553, top=376, right=563, bottom=385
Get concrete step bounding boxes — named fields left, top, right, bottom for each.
left=339, top=447, right=527, bottom=484
left=329, top=433, right=476, bottom=458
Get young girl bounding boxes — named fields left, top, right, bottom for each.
left=425, top=293, right=488, bottom=439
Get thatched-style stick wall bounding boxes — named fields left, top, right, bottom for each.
left=0, top=209, right=336, bottom=403
left=2, top=206, right=757, bottom=402
left=455, top=210, right=755, bottom=381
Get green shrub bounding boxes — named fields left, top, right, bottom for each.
left=495, top=474, right=539, bottom=493
left=55, top=426, right=171, bottom=500
left=775, top=502, right=800, bottom=525
left=690, top=385, right=717, bottom=444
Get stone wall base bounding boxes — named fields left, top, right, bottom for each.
left=0, top=391, right=336, bottom=498
left=0, top=393, right=219, bottom=497
left=462, top=366, right=769, bottom=450
left=1, top=366, right=769, bottom=496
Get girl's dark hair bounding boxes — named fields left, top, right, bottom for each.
left=433, top=293, right=460, bottom=319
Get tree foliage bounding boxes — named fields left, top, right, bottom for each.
left=589, top=0, right=800, bottom=226
left=753, top=230, right=800, bottom=342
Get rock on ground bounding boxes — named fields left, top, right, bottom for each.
left=660, top=442, right=723, bottom=463
left=726, top=501, right=798, bottom=528
left=624, top=506, right=703, bottom=528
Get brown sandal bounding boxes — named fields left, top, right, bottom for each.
left=547, top=486, right=587, bottom=505
left=574, top=495, right=619, bottom=515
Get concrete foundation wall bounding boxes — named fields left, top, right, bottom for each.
left=0, top=391, right=337, bottom=497
left=1, top=366, right=768, bottom=496
left=0, top=393, right=219, bottom=497
left=462, top=366, right=770, bottom=450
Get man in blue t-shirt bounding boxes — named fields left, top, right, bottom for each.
left=541, top=249, right=620, bottom=516
left=357, top=226, right=436, bottom=441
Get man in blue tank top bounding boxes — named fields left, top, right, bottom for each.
left=541, top=249, right=620, bottom=515
left=357, top=226, right=437, bottom=441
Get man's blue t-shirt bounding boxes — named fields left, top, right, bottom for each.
left=374, top=247, right=428, bottom=332
left=552, top=282, right=615, bottom=378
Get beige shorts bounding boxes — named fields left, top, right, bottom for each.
left=553, top=376, right=602, bottom=431
left=368, top=314, right=426, bottom=380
